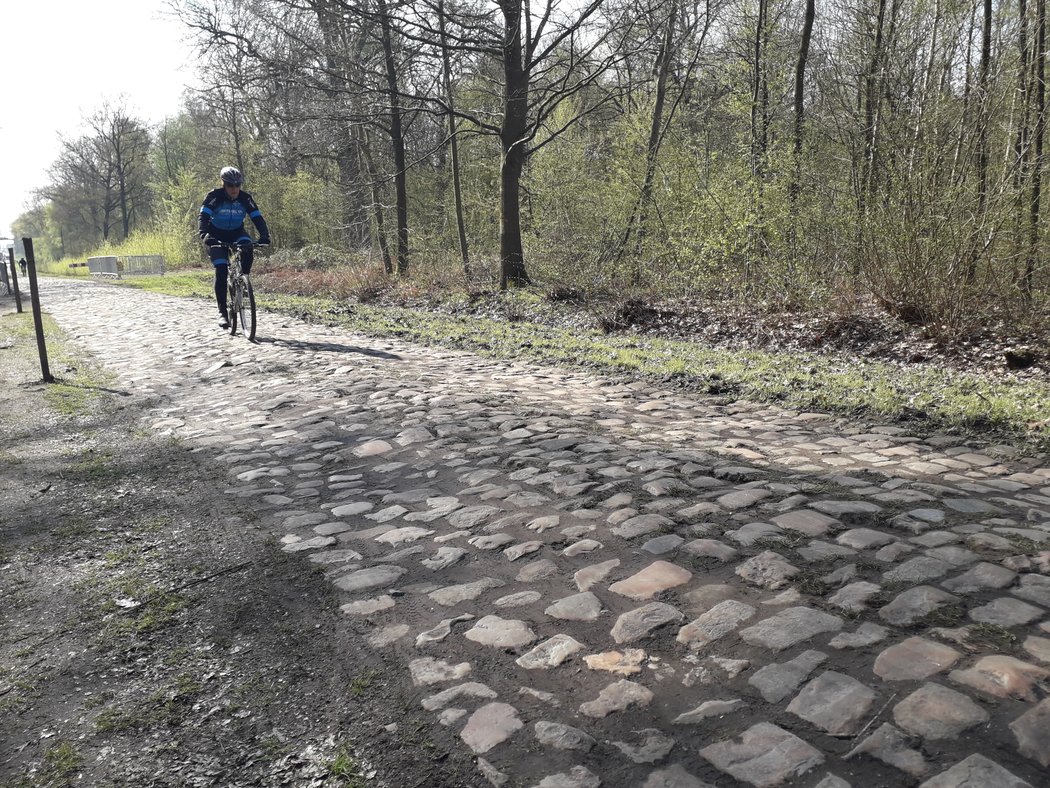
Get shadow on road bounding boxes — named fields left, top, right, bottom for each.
left=256, top=335, right=402, bottom=360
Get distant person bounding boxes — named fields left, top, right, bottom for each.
left=198, top=166, right=270, bottom=328
left=18, top=258, right=27, bottom=276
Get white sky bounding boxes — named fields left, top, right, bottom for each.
left=0, top=0, right=193, bottom=239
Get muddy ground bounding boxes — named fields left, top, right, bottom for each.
left=0, top=299, right=483, bottom=787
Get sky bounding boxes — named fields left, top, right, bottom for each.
left=0, top=0, right=193, bottom=240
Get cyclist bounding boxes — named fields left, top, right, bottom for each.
left=198, top=166, right=270, bottom=327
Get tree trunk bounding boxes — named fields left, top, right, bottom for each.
left=751, top=0, right=769, bottom=178
left=377, top=0, right=410, bottom=274
left=863, top=0, right=888, bottom=200
left=791, top=0, right=816, bottom=202
left=621, top=0, right=676, bottom=264
left=498, top=0, right=531, bottom=289
left=1026, top=0, right=1046, bottom=297
left=439, top=0, right=470, bottom=275
left=357, top=129, right=394, bottom=275
left=977, top=0, right=992, bottom=212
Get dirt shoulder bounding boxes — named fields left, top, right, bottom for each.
left=0, top=299, right=480, bottom=788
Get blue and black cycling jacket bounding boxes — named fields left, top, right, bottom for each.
left=198, top=188, right=270, bottom=241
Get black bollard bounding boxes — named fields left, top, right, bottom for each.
left=22, top=238, right=53, bottom=383
left=7, top=247, right=23, bottom=313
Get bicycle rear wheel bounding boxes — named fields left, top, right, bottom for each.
left=239, top=277, right=257, bottom=340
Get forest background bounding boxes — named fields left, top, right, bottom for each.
left=10, top=0, right=1050, bottom=338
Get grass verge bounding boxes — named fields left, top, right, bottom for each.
left=114, top=271, right=1050, bottom=451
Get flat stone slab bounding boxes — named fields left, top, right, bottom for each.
left=829, top=622, right=889, bottom=649
left=608, top=560, right=693, bottom=600
left=333, top=565, right=407, bottom=592
left=893, top=683, right=989, bottom=739
left=375, top=526, right=433, bottom=545
left=465, top=615, right=537, bottom=649
left=1013, top=574, right=1050, bottom=607
left=918, top=754, right=1033, bottom=788
left=735, top=551, right=799, bottom=590
left=941, top=562, right=1017, bottom=593
left=612, top=514, right=674, bottom=539
left=1009, top=698, right=1050, bottom=768
left=578, top=679, right=654, bottom=717
left=641, top=764, right=715, bottom=788
left=534, top=721, right=595, bottom=752
left=846, top=723, right=928, bottom=778
left=1024, top=635, right=1050, bottom=664
left=612, top=728, right=675, bottom=764
left=416, top=614, right=475, bottom=646
left=827, top=581, right=881, bottom=613
left=330, top=501, right=376, bottom=517
left=739, top=607, right=843, bottom=652
left=574, top=559, right=621, bottom=591
left=611, top=602, right=686, bottom=644
left=717, top=489, right=772, bottom=509
left=969, top=597, right=1045, bottom=627
left=677, top=600, right=757, bottom=649
left=516, top=634, right=586, bottom=669
left=409, top=657, right=471, bottom=686
left=495, top=590, right=543, bottom=608
left=545, top=592, right=603, bottom=621
left=837, top=528, right=896, bottom=549
left=874, top=637, right=961, bottom=681
left=532, top=766, right=602, bottom=788
left=682, top=539, right=738, bottom=562
left=699, top=722, right=824, bottom=787
left=518, top=559, right=558, bottom=582
left=879, top=586, right=958, bottom=626
left=429, top=577, right=504, bottom=606
left=810, top=500, right=882, bottom=518
left=786, top=671, right=876, bottom=736
left=460, top=702, right=523, bottom=753
left=771, top=510, right=839, bottom=536
left=949, top=655, right=1049, bottom=701
left=421, top=546, right=468, bottom=570
left=748, top=650, right=827, bottom=703
left=583, top=648, right=646, bottom=675
left=421, top=682, right=497, bottom=711
left=883, top=556, right=953, bottom=583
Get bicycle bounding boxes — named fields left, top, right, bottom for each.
left=223, top=242, right=265, bottom=341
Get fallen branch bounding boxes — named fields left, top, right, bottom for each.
left=115, top=561, right=253, bottom=615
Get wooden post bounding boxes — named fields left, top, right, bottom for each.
left=22, top=238, right=53, bottom=383
left=7, top=247, right=23, bottom=313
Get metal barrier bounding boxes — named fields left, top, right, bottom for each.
left=87, top=256, right=120, bottom=278
left=122, top=255, right=165, bottom=276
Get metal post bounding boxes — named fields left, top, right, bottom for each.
left=22, top=238, right=53, bottom=383
left=7, top=247, right=23, bottom=313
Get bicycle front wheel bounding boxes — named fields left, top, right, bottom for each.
left=228, top=278, right=241, bottom=336
left=239, top=277, right=257, bottom=340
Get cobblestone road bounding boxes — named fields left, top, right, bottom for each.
left=41, top=278, right=1050, bottom=787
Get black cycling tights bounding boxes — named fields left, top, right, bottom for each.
left=214, top=265, right=228, bottom=315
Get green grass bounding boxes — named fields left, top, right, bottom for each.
left=42, top=741, right=82, bottom=782
left=328, top=743, right=367, bottom=787
left=113, top=275, right=1050, bottom=450
left=0, top=310, right=115, bottom=416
